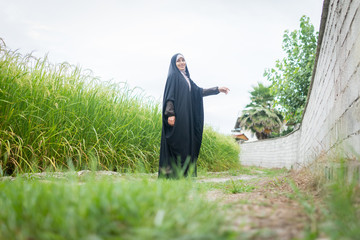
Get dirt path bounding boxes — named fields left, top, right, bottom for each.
left=200, top=172, right=310, bottom=240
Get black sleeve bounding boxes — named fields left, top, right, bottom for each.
left=164, top=101, right=175, bottom=117
left=202, top=87, right=220, bottom=97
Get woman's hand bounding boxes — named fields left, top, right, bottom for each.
left=168, top=116, right=175, bottom=126
left=218, top=87, right=230, bottom=94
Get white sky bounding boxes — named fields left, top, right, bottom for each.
left=0, top=0, right=324, bottom=134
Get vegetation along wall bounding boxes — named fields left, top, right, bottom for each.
left=240, top=0, right=360, bottom=168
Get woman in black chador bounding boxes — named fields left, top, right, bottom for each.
left=159, top=53, right=229, bottom=178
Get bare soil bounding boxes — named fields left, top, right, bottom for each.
left=203, top=173, right=314, bottom=240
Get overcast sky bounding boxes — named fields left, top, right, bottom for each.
left=0, top=0, right=324, bottom=134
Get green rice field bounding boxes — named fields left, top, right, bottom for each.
left=0, top=41, right=240, bottom=176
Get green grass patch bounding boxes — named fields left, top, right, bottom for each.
left=255, top=167, right=289, bottom=177
left=200, top=180, right=255, bottom=194
left=0, top=176, right=236, bottom=240
left=289, top=158, right=360, bottom=239
left=198, top=165, right=288, bottom=179
left=320, top=179, right=360, bottom=239
left=318, top=160, right=360, bottom=239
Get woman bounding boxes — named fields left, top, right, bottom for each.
left=158, top=53, right=229, bottom=178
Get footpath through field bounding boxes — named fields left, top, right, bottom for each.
left=3, top=167, right=312, bottom=239
left=197, top=168, right=311, bottom=239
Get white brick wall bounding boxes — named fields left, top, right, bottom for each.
left=240, top=130, right=300, bottom=169
left=240, top=0, right=360, bottom=168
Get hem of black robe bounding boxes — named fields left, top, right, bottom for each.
left=158, top=159, right=198, bottom=179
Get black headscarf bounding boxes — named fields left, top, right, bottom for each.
left=158, top=53, right=204, bottom=178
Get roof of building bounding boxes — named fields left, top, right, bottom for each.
left=232, top=133, right=249, bottom=141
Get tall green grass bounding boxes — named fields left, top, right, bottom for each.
left=0, top=177, right=235, bottom=240
left=0, top=43, right=162, bottom=174
left=199, top=126, right=240, bottom=172
left=0, top=41, right=240, bottom=175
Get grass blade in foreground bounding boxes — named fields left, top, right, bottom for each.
left=0, top=177, right=235, bottom=240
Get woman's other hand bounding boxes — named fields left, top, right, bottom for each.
left=219, top=87, right=230, bottom=94
left=168, top=116, right=175, bottom=126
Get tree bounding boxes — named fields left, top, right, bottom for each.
left=264, top=16, right=318, bottom=124
left=235, top=83, right=284, bottom=140
left=245, top=82, right=273, bottom=109
left=236, top=106, right=283, bottom=140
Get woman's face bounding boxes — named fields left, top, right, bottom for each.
left=176, top=57, right=186, bottom=71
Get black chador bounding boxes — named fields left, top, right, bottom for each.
left=159, top=53, right=220, bottom=178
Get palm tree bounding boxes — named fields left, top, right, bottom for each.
left=236, top=106, right=283, bottom=140
left=235, top=83, right=284, bottom=140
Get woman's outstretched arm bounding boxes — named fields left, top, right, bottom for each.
left=202, top=86, right=229, bottom=96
